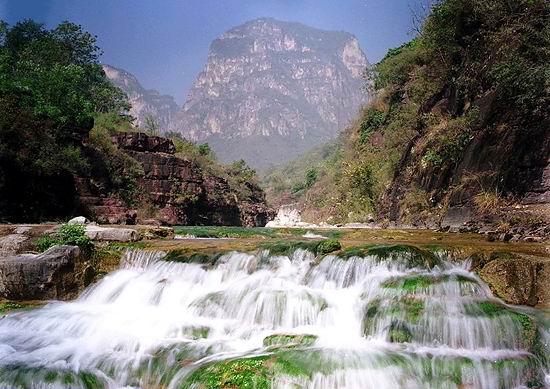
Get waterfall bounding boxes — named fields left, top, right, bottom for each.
left=0, top=248, right=547, bottom=388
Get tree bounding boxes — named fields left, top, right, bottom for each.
left=144, top=114, right=160, bottom=135
left=305, top=168, right=318, bottom=188
left=198, top=143, right=212, bottom=156
left=0, top=19, right=129, bottom=221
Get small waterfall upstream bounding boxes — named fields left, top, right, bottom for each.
left=0, top=248, right=548, bottom=388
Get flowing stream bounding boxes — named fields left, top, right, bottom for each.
left=0, top=247, right=548, bottom=388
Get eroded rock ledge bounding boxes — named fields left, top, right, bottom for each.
left=79, top=132, right=274, bottom=226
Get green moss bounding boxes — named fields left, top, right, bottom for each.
left=80, top=371, right=105, bottom=389
left=339, top=244, right=441, bottom=268
left=263, top=334, right=318, bottom=348
left=363, top=297, right=425, bottom=336
left=256, top=240, right=320, bottom=256
left=181, top=351, right=314, bottom=389
left=164, top=249, right=223, bottom=266
left=387, top=320, right=413, bottom=343
left=316, top=239, right=342, bottom=255
left=381, top=274, right=476, bottom=292
left=183, top=355, right=272, bottom=389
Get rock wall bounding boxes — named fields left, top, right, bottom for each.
left=80, top=132, right=273, bottom=226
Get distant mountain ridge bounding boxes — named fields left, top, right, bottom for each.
left=102, top=64, right=178, bottom=131
left=169, top=18, right=370, bottom=170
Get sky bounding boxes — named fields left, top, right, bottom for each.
left=0, top=0, right=421, bottom=104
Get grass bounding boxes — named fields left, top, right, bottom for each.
left=0, top=301, right=23, bottom=315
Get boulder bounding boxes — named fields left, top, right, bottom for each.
left=0, top=245, right=82, bottom=300
left=0, top=234, right=28, bottom=257
left=475, top=253, right=549, bottom=307
left=67, top=216, right=90, bottom=225
left=84, top=225, right=139, bottom=242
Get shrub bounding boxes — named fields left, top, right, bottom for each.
left=36, top=223, right=93, bottom=252
left=305, top=168, right=318, bottom=188
left=197, top=143, right=212, bottom=156
left=359, top=108, right=386, bottom=144
left=474, top=190, right=504, bottom=215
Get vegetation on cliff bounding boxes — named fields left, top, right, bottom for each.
left=0, top=20, right=271, bottom=225
left=263, top=0, right=549, bottom=228
left=0, top=20, right=128, bottom=221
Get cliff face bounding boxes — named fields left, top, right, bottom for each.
left=79, top=133, right=273, bottom=227
left=170, top=18, right=370, bottom=170
left=102, top=65, right=178, bottom=131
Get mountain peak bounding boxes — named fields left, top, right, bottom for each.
left=170, top=19, right=370, bottom=170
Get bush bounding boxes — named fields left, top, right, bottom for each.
left=36, top=223, right=93, bottom=252
left=359, top=108, right=386, bottom=144
left=305, top=168, right=318, bottom=188
left=197, top=143, right=212, bottom=156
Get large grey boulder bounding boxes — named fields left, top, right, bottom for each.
left=0, top=245, right=82, bottom=300
left=84, top=225, right=139, bottom=242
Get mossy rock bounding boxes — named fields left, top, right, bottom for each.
left=477, top=255, right=539, bottom=306
left=380, top=274, right=476, bottom=291
left=387, top=319, right=413, bottom=343
left=256, top=239, right=340, bottom=257
left=263, top=334, right=318, bottom=348
left=181, top=353, right=310, bottom=389
left=363, top=296, right=424, bottom=335
left=340, top=244, right=441, bottom=268
left=316, top=239, right=341, bottom=255
left=164, top=249, right=223, bottom=266
left=466, top=301, right=537, bottom=351
left=0, top=367, right=106, bottom=389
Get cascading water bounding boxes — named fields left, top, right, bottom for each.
left=0, top=247, right=548, bottom=388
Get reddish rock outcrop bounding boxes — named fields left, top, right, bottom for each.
left=79, top=133, right=273, bottom=226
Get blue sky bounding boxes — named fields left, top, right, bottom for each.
left=1, top=0, right=421, bottom=103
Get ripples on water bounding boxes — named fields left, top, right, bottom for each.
left=0, top=248, right=548, bottom=388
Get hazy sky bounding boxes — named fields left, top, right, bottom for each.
left=1, top=0, right=421, bottom=103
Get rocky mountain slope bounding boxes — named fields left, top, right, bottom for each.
left=264, top=0, right=549, bottom=238
left=170, top=18, right=370, bottom=170
left=102, top=64, right=178, bottom=131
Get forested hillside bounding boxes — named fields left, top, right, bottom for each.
left=0, top=20, right=271, bottom=225
left=264, top=0, right=549, bottom=229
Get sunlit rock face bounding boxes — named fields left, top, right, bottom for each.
left=102, top=64, right=178, bottom=131
left=170, top=18, right=371, bottom=170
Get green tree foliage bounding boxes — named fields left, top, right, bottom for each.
left=305, top=168, right=318, bottom=189
left=197, top=142, right=213, bottom=157
left=144, top=114, right=160, bottom=135
left=0, top=20, right=128, bottom=221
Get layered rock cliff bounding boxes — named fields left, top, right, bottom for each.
left=102, top=64, right=178, bottom=131
left=170, top=18, right=370, bottom=170
left=79, top=132, right=273, bottom=226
